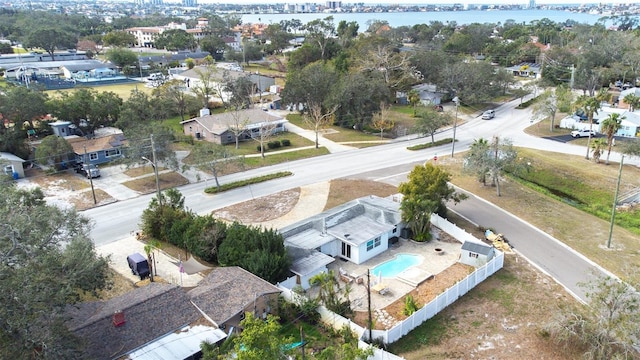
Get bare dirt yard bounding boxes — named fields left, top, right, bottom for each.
left=212, top=178, right=582, bottom=359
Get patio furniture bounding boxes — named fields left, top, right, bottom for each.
left=372, top=282, right=390, bottom=295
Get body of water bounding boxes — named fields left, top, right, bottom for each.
left=242, top=9, right=606, bottom=28
left=371, top=253, right=422, bottom=278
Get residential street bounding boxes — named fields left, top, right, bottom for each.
left=83, top=95, right=638, bottom=302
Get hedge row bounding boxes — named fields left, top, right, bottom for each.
left=407, top=138, right=454, bottom=151
left=204, top=171, right=293, bottom=194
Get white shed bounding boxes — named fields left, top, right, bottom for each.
left=0, top=152, right=26, bottom=179
left=459, top=241, right=495, bottom=267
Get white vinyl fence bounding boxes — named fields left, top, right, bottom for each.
left=277, top=213, right=504, bottom=356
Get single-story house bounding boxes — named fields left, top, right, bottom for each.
left=559, top=107, right=640, bottom=138
left=280, top=195, right=405, bottom=268
left=505, top=62, right=542, bottom=79
left=61, top=60, right=119, bottom=80
left=459, top=240, right=496, bottom=267
left=66, top=283, right=224, bottom=360
left=49, top=121, right=126, bottom=165
left=180, top=108, right=287, bottom=145
left=188, top=266, right=282, bottom=334
left=138, top=51, right=211, bottom=68
left=0, top=152, right=26, bottom=178
left=619, top=87, right=640, bottom=109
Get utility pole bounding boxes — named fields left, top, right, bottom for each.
left=451, top=96, right=460, bottom=158
left=84, top=145, right=97, bottom=204
left=367, top=269, right=372, bottom=342
left=607, top=155, right=624, bottom=249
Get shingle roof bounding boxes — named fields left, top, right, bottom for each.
left=180, top=108, right=285, bottom=135
left=188, top=266, right=281, bottom=326
left=67, top=133, right=127, bottom=154
left=66, top=283, right=200, bottom=360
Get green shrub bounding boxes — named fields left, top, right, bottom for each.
left=204, top=171, right=293, bottom=194
left=403, top=295, right=420, bottom=316
left=407, top=138, right=453, bottom=151
left=268, top=140, right=282, bottom=149
left=282, top=139, right=291, bottom=146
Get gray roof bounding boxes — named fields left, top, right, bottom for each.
left=62, top=60, right=117, bottom=72
left=180, top=108, right=285, bottom=135
left=281, top=195, right=402, bottom=249
left=328, top=215, right=396, bottom=246
left=139, top=51, right=210, bottom=65
left=289, top=248, right=335, bottom=276
left=3, top=59, right=108, bottom=72
left=461, top=241, right=494, bottom=256
left=0, top=152, right=26, bottom=162
left=188, top=266, right=281, bottom=326
left=66, top=283, right=200, bottom=360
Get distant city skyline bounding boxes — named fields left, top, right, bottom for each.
left=158, top=0, right=593, bottom=5
left=154, top=0, right=599, bottom=7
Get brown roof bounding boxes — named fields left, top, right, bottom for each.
left=188, top=266, right=281, bottom=325
left=181, top=108, right=284, bottom=135
left=66, top=283, right=201, bottom=360
left=68, top=133, right=126, bottom=154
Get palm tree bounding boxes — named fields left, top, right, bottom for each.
left=623, top=93, right=640, bottom=112
left=574, top=95, right=601, bottom=160
left=407, top=89, right=420, bottom=116
left=591, top=138, right=607, bottom=164
left=600, top=113, right=624, bottom=165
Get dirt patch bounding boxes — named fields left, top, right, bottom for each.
left=122, top=172, right=189, bottom=193
left=353, top=262, right=474, bottom=330
left=213, top=188, right=301, bottom=223
left=324, top=178, right=398, bottom=210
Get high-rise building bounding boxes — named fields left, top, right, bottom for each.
left=326, top=1, right=341, bottom=9
left=529, top=0, right=536, bottom=9
left=183, top=0, right=197, bottom=6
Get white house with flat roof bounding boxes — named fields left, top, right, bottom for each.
left=280, top=196, right=405, bottom=279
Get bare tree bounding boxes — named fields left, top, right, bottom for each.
left=189, top=142, right=244, bottom=188
left=305, top=102, right=338, bottom=148
left=370, top=103, right=395, bottom=139
left=531, top=89, right=558, bottom=132
left=252, top=117, right=279, bottom=159
left=192, top=65, right=220, bottom=108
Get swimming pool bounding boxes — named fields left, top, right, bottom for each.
left=371, top=253, right=422, bottom=278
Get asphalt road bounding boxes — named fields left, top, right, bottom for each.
left=84, top=95, right=636, bottom=302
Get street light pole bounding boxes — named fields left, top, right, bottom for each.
left=84, top=145, right=97, bottom=204
left=607, top=155, right=624, bottom=249
left=451, top=96, right=460, bottom=158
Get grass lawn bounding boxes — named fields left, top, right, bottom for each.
left=47, top=82, right=151, bottom=100
left=439, top=146, right=640, bottom=278
left=229, top=132, right=316, bottom=156
left=244, top=147, right=330, bottom=168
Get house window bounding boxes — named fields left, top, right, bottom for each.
left=393, top=227, right=397, bottom=233
left=105, top=149, right=121, bottom=158
left=89, top=153, right=98, bottom=161
left=468, top=252, right=478, bottom=258
left=366, top=237, right=382, bottom=252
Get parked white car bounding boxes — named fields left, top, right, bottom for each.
left=571, top=129, right=596, bottom=138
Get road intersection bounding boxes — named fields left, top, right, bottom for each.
left=84, top=96, right=637, bottom=302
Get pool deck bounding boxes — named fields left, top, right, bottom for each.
left=322, top=234, right=463, bottom=314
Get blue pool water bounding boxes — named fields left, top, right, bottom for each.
left=371, top=254, right=422, bottom=278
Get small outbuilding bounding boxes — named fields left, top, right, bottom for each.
left=0, top=152, right=26, bottom=179
left=459, top=240, right=495, bottom=267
